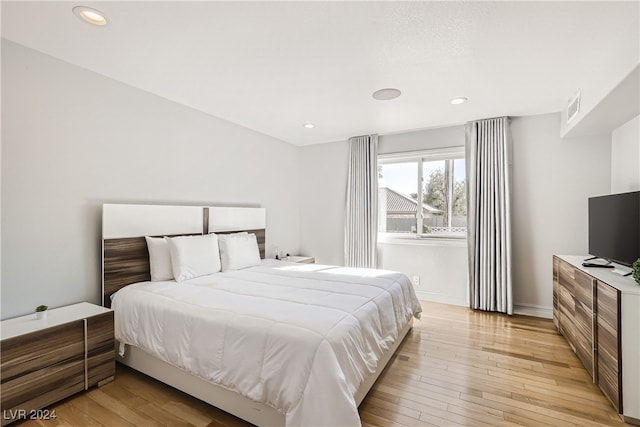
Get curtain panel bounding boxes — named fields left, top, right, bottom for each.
left=345, top=134, right=378, bottom=268
left=465, top=117, right=513, bottom=314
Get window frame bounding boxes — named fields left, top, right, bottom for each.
left=378, top=146, right=466, bottom=241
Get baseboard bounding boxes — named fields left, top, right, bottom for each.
left=514, top=304, right=553, bottom=319
left=416, top=294, right=553, bottom=319
left=415, top=291, right=467, bottom=307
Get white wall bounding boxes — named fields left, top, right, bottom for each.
left=297, top=141, right=348, bottom=266
left=560, top=20, right=639, bottom=137
left=378, top=126, right=464, bottom=154
left=611, top=115, right=640, bottom=192
left=511, top=114, right=611, bottom=316
left=378, top=240, right=468, bottom=306
left=1, top=40, right=300, bottom=319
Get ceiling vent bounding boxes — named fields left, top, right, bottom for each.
left=567, top=90, right=581, bottom=124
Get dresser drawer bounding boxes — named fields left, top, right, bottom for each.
left=597, top=281, right=619, bottom=329
left=559, top=262, right=593, bottom=308
left=596, top=281, right=621, bottom=412
left=557, top=259, right=595, bottom=378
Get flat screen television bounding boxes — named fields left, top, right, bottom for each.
left=588, top=191, right=640, bottom=267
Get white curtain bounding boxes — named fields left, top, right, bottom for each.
left=465, top=117, right=513, bottom=314
left=345, top=134, right=378, bottom=268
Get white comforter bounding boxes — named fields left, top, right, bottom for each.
left=112, top=261, right=422, bottom=426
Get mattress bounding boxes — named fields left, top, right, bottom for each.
left=111, top=260, right=422, bottom=426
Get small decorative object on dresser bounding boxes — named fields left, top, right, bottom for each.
left=34, top=304, right=48, bottom=320
left=0, top=303, right=115, bottom=426
left=633, top=258, right=640, bottom=284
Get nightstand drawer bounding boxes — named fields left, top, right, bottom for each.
left=1, top=357, right=85, bottom=412
left=1, top=321, right=85, bottom=381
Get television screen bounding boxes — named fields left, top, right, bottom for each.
left=588, top=191, right=640, bottom=267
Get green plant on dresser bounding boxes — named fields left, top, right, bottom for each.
left=633, top=258, right=640, bottom=284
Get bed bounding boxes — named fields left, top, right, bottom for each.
left=102, top=204, right=421, bottom=427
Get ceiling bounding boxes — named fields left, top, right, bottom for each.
left=2, top=1, right=639, bottom=146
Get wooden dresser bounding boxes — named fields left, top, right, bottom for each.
left=553, top=255, right=640, bottom=425
left=0, top=303, right=114, bottom=426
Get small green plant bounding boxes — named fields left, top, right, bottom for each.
left=35, top=304, right=48, bottom=312
left=633, top=259, right=640, bottom=285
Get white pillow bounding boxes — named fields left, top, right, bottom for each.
left=218, top=233, right=261, bottom=272
left=166, top=234, right=221, bottom=282
left=145, top=236, right=174, bottom=281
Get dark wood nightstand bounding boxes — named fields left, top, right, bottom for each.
left=0, top=302, right=115, bottom=425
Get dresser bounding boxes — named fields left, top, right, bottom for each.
left=0, top=303, right=115, bottom=425
left=553, top=255, right=640, bottom=425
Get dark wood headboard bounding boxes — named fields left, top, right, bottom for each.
left=102, top=204, right=266, bottom=308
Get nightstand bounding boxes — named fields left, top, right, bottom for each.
left=0, top=302, right=115, bottom=426
left=282, top=256, right=315, bottom=264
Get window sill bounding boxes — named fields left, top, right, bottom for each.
left=378, top=234, right=467, bottom=247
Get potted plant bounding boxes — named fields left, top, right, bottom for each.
left=35, top=304, right=48, bottom=320
left=633, top=259, right=640, bottom=285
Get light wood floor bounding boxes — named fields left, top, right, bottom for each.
left=16, top=301, right=628, bottom=427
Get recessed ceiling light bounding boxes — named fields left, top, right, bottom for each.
left=303, top=123, right=315, bottom=129
left=73, top=6, right=108, bottom=26
left=372, top=88, right=401, bottom=101
left=450, top=97, right=468, bottom=105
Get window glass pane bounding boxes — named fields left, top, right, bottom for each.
left=422, top=160, right=447, bottom=233
left=452, top=158, right=467, bottom=234
left=378, top=162, right=418, bottom=233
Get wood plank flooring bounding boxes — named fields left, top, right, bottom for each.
left=14, top=301, right=628, bottom=426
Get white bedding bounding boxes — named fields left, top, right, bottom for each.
left=112, top=260, right=422, bottom=426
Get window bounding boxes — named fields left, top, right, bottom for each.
left=378, top=147, right=466, bottom=238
